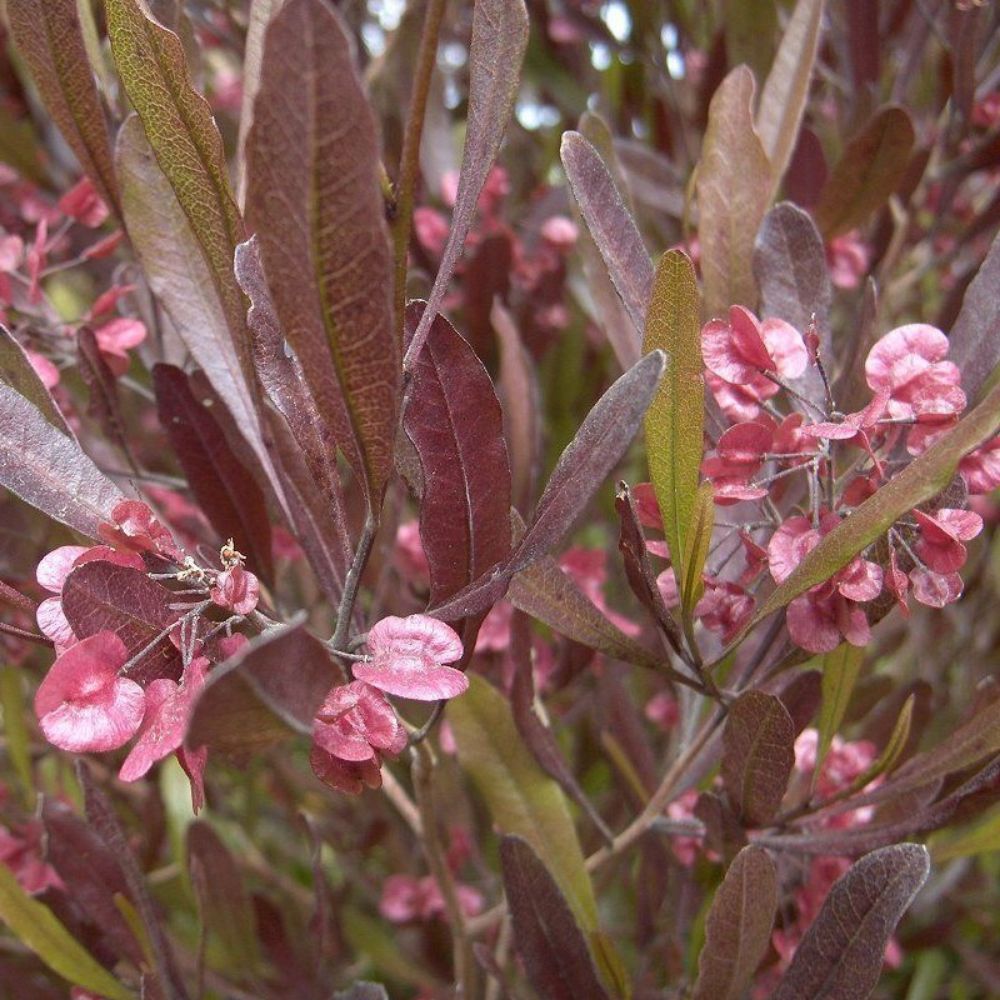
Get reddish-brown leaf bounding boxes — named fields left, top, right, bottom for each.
left=402, top=302, right=511, bottom=607
left=772, top=844, right=929, bottom=999
left=61, top=562, right=182, bottom=686
left=0, top=325, right=71, bottom=436
left=77, top=328, right=129, bottom=458
left=246, top=0, right=399, bottom=503
left=7, top=0, right=119, bottom=215
left=153, top=364, right=274, bottom=582
left=722, top=690, right=796, bottom=826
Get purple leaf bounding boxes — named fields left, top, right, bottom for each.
left=246, top=0, right=399, bottom=503
left=499, top=836, right=612, bottom=1000
left=946, top=228, right=1000, bottom=404
left=772, top=844, right=929, bottom=1000
left=404, top=0, right=529, bottom=369
left=187, top=621, right=338, bottom=757
left=785, top=126, right=829, bottom=209
left=402, top=302, right=512, bottom=607
left=0, top=324, right=71, bottom=436
left=153, top=363, right=274, bottom=582
left=813, top=106, right=916, bottom=238
left=0, top=384, right=124, bottom=540
left=693, top=845, right=777, bottom=1000
left=77, top=328, right=129, bottom=459
left=561, top=130, right=653, bottom=333
left=61, top=562, right=182, bottom=686
left=722, top=690, right=796, bottom=826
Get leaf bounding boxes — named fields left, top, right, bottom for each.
left=0, top=384, right=124, bottom=539
left=757, top=0, right=826, bottom=203
left=614, top=482, right=683, bottom=650
left=561, top=130, right=653, bottom=333
left=61, top=562, right=182, bottom=685
left=0, top=324, right=71, bottom=435
left=513, top=350, right=667, bottom=573
left=153, top=364, right=274, bottom=582
left=492, top=301, right=541, bottom=510
left=246, top=0, right=399, bottom=503
left=0, top=667, right=33, bottom=808
left=402, top=303, right=511, bottom=607
left=929, top=803, right=1000, bottom=862
left=847, top=695, right=914, bottom=794
left=697, top=66, right=772, bottom=318
left=404, top=0, right=529, bottom=367
left=428, top=351, right=666, bottom=623
left=772, top=844, right=930, bottom=1000
left=106, top=0, right=248, bottom=374
left=77, top=762, right=189, bottom=1000
left=187, top=620, right=337, bottom=756
left=235, top=0, right=287, bottom=209
left=7, top=0, right=120, bottom=214
left=642, top=250, right=704, bottom=582
left=945, top=228, right=1000, bottom=403
left=813, top=107, right=916, bottom=238
left=722, top=690, right=796, bottom=826
left=499, top=836, right=611, bottom=1000
left=77, top=327, right=130, bottom=457
left=186, top=822, right=260, bottom=973
left=447, top=675, right=598, bottom=930
left=753, top=202, right=833, bottom=346
left=508, top=553, right=662, bottom=669
left=724, top=0, right=778, bottom=83
left=0, top=862, right=133, bottom=1000
left=816, top=643, right=865, bottom=781
left=681, top=481, right=715, bottom=618
left=744, top=374, right=1000, bottom=636
left=693, top=844, right=778, bottom=1000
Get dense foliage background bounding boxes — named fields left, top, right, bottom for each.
left=0, top=1, right=999, bottom=998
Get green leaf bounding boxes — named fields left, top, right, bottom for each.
left=757, top=0, right=826, bottom=203
left=642, top=250, right=704, bottom=584
left=0, top=863, right=133, bottom=999
left=929, top=803, right=1000, bottom=862
left=725, top=0, right=778, bottom=84
left=7, top=0, right=120, bottom=214
left=743, top=374, right=1000, bottom=639
left=847, top=694, right=914, bottom=795
left=246, top=0, right=399, bottom=502
left=816, top=643, right=865, bottom=781
left=681, top=481, right=716, bottom=618
left=693, top=845, right=778, bottom=1000
left=106, top=0, right=249, bottom=375
left=813, top=106, right=916, bottom=238
left=697, top=66, right=772, bottom=317
left=0, top=665, right=34, bottom=808
left=447, top=675, right=598, bottom=931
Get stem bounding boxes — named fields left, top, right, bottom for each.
left=0, top=580, right=37, bottom=615
left=331, top=516, right=376, bottom=653
left=381, top=766, right=422, bottom=836
left=392, top=0, right=449, bottom=339
left=412, top=743, right=475, bottom=997
left=0, top=620, right=53, bottom=647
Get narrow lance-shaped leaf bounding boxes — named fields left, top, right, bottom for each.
left=106, top=0, right=248, bottom=374
left=743, top=373, right=1000, bottom=637
left=697, top=66, right=773, bottom=318
left=0, top=324, right=71, bottom=435
left=643, top=249, right=704, bottom=582
left=0, top=384, right=124, bottom=540
left=945, top=228, right=1000, bottom=403
left=561, top=130, right=653, bottom=333
left=693, top=845, right=778, bottom=1000
left=847, top=694, right=913, bottom=795
left=153, top=364, right=274, bottom=582
left=447, top=675, right=599, bottom=930
left=499, top=837, right=611, bottom=1000
left=813, top=106, right=916, bottom=238
left=772, top=844, right=930, bottom=1000
left=404, top=0, right=529, bottom=369
left=681, top=481, right=715, bottom=617
left=7, top=0, right=120, bottom=214
left=722, top=690, right=796, bottom=826
left=77, top=327, right=130, bottom=458
left=0, top=863, right=132, bottom=1000
left=757, top=0, right=826, bottom=203
left=246, top=0, right=399, bottom=503
left=402, top=303, right=512, bottom=607
left=816, top=642, right=865, bottom=783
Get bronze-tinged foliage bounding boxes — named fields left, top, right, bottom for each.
left=246, top=0, right=399, bottom=505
